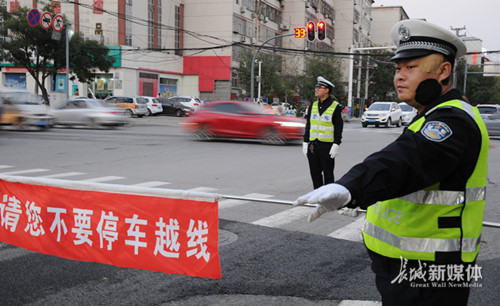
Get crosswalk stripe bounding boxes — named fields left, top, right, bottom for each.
left=82, top=176, right=125, bottom=183
left=40, top=172, right=86, bottom=179
left=219, top=193, right=273, bottom=209
left=251, top=206, right=312, bottom=227
left=187, top=186, right=218, bottom=193
left=133, top=181, right=171, bottom=187
left=0, top=168, right=50, bottom=175
left=327, top=216, right=365, bottom=242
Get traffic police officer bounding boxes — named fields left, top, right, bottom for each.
left=303, top=76, right=344, bottom=189
left=295, top=19, right=489, bottom=305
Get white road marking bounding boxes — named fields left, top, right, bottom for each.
left=133, top=181, right=171, bottom=187
left=0, top=165, right=14, bottom=170
left=327, top=216, right=365, bottom=242
left=219, top=193, right=273, bottom=209
left=187, top=186, right=218, bottom=193
left=40, top=172, right=86, bottom=178
left=251, top=206, right=312, bottom=227
left=82, top=176, right=125, bottom=183
left=0, top=168, right=50, bottom=175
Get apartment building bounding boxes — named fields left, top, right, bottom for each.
left=1, top=0, right=377, bottom=102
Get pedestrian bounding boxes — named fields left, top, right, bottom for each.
left=295, top=19, right=489, bottom=305
left=302, top=76, right=344, bottom=189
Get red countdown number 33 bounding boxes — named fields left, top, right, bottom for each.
left=295, top=27, right=306, bottom=38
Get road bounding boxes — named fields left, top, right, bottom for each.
left=0, top=116, right=498, bottom=305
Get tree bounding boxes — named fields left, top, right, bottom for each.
left=0, top=4, right=115, bottom=103
left=298, top=56, right=345, bottom=104
left=367, top=52, right=396, bottom=102
left=455, top=58, right=500, bottom=105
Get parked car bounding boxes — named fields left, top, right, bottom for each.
left=0, top=87, right=53, bottom=130
left=141, top=96, right=163, bottom=116
left=477, top=104, right=500, bottom=137
left=103, top=96, right=148, bottom=117
left=51, top=98, right=129, bottom=127
left=477, top=104, right=500, bottom=120
left=399, top=102, right=418, bottom=125
left=361, top=102, right=403, bottom=128
left=158, top=98, right=193, bottom=117
left=169, top=96, right=202, bottom=110
left=180, top=101, right=306, bottom=145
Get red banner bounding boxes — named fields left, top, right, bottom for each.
left=0, top=179, right=221, bottom=279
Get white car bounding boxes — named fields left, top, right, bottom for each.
left=169, top=96, right=202, bottom=110
left=141, top=96, right=163, bottom=116
left=399, top=102, right=418, bottom=126
left=361, top=102, right=403, bottom=128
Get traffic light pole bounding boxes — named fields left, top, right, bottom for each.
left=250, top=33, right=295, bottom=102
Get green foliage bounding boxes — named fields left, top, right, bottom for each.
left=455, top=58, right=500, bottom=105
left=369, top=53, right=396, bottom=102
left=298, top=56, right=345, bottom=104
left=0, top=4, right=114, bottom=103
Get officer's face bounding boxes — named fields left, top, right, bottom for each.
left=315, top=85, right=329, bottom=100
left=393, top=57, right=442, bottom=111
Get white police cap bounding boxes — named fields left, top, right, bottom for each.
left=390, top=19, right=466, bottom=63
left=316, top=76, right=334, bottom=89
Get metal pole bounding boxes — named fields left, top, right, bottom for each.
left=251, top=33, right=295, bottom=102
left=66, top=24, right=70, bottom=99
left=463, top=62, right=468, bottom=95
left=347, top=45, right=354, bottom=110
left=257, top=60, right=262, bottom=99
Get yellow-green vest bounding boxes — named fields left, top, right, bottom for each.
left=309, top=100, right=339, bottom=142
left=362, top=99, right=489, bottom=262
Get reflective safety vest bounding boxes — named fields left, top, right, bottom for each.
left=309, top=100, right=339, bottom=142
left=362, top=99, right=489, bottom=262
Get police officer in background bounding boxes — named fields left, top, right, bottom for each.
left=303, top=76, right=344, bottom=189
left=295, top=20, right=489, bottom=305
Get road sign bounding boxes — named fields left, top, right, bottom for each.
left=27, top=9, right=40, bottom=27
left=40, top=12, right=53, bottom=30
left=53, top=14, right=64, bottom=32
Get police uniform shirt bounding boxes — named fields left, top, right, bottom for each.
left=303, top=96, right=344, bottom=145
left=337, top=89, right=481, bottom=209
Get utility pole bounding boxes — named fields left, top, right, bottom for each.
left=450, top=26, right=466, bottom=37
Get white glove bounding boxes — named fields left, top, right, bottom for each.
left=329, top=144, right=339, bottom=159
left=338, top=207, right=361, bottom=218
left=294, top=183, right=351, bottom=222
left=302, top=142, right=308, bottom=157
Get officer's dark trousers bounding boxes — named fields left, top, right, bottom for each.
left=307, top=142, right=334, bottom=189
left=369, top=251, right=470, bottom=306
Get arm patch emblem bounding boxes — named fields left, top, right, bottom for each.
left=421, top=121, right=453, bottom=142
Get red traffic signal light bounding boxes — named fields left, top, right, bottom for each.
left=307, top=21, right=315, bottom=41
left=317, top=20, right=326, bottom=40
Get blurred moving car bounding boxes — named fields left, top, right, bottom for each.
left=399, top=102, right=418, bottom=125
left=169, top=96, right=202, bottom=110
left=477, top=104, right=500, bottom=137
left=361, top=102, right=403, bottom=128
left=180, top=101, right=306, bottom=145
left=0, top=87, right=53, bottom=130
left=51, top=98, right=129, bottom=127
left=141, top=96, right=163, bottom=116
left=158, top=98, right=193, bottom=117
left=103, top=96, right=148, bottom=117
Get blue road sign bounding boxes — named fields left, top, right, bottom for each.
left=27, top=9, right=40, bottom=27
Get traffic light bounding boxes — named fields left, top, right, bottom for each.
left=307, top=22, right=315, bottom=41
left=317, top=20, right=326, bottom=40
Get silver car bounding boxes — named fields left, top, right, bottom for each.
left=399, top=102, right=418, bottom=126
left=51, top=99, right=129, bottom=127
left=0, top=88, right=53, bottom=130
left=478, top=104, right=500, bottom=137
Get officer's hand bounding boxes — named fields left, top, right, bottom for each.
left=302, top=142, right=308, bottom=157
left=338, top=207, right=361, bottom=218
left=329, top=144, right=339, bottom=159
left=294, top=183, right=351, bottom=222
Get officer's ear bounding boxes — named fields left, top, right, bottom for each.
left=438, top=61, right=452, bottom=85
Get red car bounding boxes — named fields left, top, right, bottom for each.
left=180, top=101, right=305, bottom=145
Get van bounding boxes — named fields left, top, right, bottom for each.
left=103, top=96, right=148, bottom=117
left=0, top=87, right=53, bottom=130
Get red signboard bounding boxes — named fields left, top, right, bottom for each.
left=0, top=178, right=221, bottom=279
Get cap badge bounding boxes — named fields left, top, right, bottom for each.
left=398, top=24, right=411, bottom=42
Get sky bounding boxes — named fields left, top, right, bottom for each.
left=374, top=0, right=500, bottom=55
